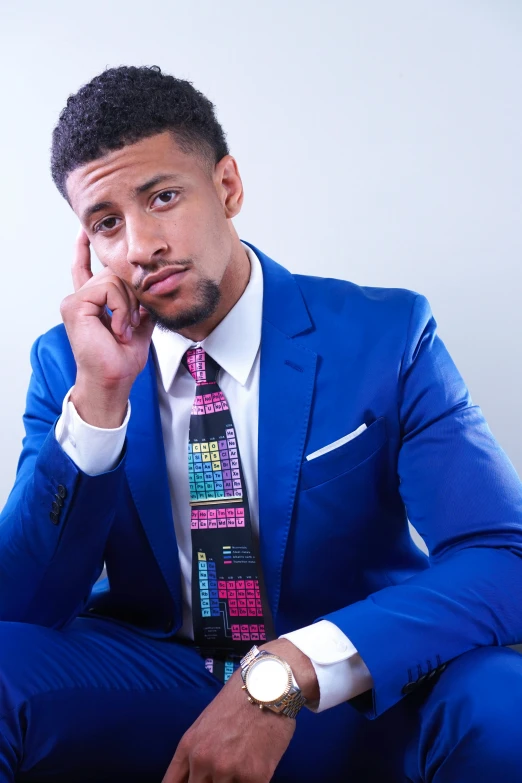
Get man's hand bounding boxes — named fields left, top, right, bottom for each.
left=162, top=639, right=319, bottom=783
left=60, top=229, right=155, bottom=428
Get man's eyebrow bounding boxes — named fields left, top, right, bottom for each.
left=82, top=201, right=113, bottom=224
left=135, top=173, right=185, bottom=195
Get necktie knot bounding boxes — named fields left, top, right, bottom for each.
left=182, top=346, right=219, bottom=385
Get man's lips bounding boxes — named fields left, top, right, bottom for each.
left=142, top=268, right=188, bottom=296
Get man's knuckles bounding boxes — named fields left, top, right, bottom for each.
left=186, top=745, right=215, bottom=772
left=59, top=293, right=97, bottom=321
left=79, top=266, right=117, bottom=284
left=80, top=270, right=135, bottom=302
left=186, top=744, right=271, bottom=782
left=59, top=294, right=75, bottom=319
left=191, top=757, right=256, bottom=782
left=61, top=287, right=131, bottom=322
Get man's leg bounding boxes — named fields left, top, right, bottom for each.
left=403, top=646, right=522, bottom=782
left=0, top=616, right=220, bottom=782
left=274, top=697, right=415, bottom=783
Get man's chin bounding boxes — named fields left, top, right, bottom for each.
left=142, top=278, right=222, bottom=333
left=147, top=308, right=206, bottom=333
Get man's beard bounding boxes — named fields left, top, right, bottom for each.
left=145, top=277, right=221, bottom=333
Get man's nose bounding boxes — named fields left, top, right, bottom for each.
left=125, top=217, right=168, bottom=266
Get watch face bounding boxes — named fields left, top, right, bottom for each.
left=246, top=658, right=291, bottom=704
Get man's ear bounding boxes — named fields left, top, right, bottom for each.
left=214, top=155, right=244, bottom=219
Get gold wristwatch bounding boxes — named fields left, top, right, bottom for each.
left=240, top=646, right=307, bottom=718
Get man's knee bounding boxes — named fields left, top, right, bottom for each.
left=419, top=646, right=522, bottom=776
left=0, top=621, right=58, bottom=776
left=439, top=645, right=522, bottom=706
left=0, top=621, right=56, bottom=707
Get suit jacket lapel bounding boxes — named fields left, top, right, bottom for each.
left=125, top=353, right=183, bottom=610
left=247, top=244, right=318, bottom=623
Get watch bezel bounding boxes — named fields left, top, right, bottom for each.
left=243, top=653, right=293, bottom=706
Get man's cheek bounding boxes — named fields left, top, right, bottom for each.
left=104, top=259, right=135, bottom=287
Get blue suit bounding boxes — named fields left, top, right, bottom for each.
left=1, top=243, right=522, bottom=781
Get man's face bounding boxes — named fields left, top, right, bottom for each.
left=66, top=132, right=245, bottom=332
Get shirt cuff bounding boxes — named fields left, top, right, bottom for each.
left=55, top=386, right=130, bottom=476
left=280, top=619, right=373, bottom=712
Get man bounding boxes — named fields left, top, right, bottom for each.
left=1, top=64, right=522, bottom=782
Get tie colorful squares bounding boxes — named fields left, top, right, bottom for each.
left=182, top=346, right=274, bottom=673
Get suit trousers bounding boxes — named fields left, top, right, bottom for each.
left=0, top=616, right=521, bottom=783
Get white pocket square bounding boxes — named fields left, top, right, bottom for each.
left=305, top=423, right=368, bottom=462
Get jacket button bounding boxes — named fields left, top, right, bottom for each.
left=439, top=663, right=447, bottom=673
left=164, top=618, right=174, bottom=633
left=52, top=500, right=61, bottom=515
left=57, top=485, right=67, bottom=499
left=427, top=668, right=439, bottom=680
left=50, top=511, right=59, bottom=525
left=54, top=494, right=64, bottom=508
left=417, top=673, right=428, bottom=685
left=401, top=681, right=417, bottom=695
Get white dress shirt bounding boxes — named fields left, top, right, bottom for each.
left=55, top=242, right=373, bottom=711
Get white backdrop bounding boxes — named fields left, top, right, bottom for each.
left=1, top=0, right=521, bottom=511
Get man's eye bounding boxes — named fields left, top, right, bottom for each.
left=94, top=217, right=119, bottom=233
left=153, top=190, right=177, bottom=206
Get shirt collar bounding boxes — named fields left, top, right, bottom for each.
left=151, top=241, right=263, bottom=393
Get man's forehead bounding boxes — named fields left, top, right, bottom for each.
left=66, top=132, right=198, bottom=214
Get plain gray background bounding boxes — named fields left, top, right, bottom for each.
left=0, top=0, right=521, bottom=522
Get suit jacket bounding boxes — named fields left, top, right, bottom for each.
left=2, top=242, right=522, bottom=719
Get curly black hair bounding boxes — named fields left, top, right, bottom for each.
left=51, top=65, right=229, bottom=199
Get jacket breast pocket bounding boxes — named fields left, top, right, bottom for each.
left=300, top=417, right=388, bottom=491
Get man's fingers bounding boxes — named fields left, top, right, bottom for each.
left=79, top=268, right=142, bottom=326
left=133, top=307, right=155, bottom=341
left=104, top=281, right=135, bottom=343
left=64, top=281, right=134, bottom=343
left=72, top=228, right=93, bottom=292
left=69, top=230, right=145, bottom=344
left=70, top=229, right=140, bottom=324
left=161, top=749, right=189, bottom=783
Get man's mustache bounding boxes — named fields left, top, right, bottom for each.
left=133, top=259, right=193, bottom=292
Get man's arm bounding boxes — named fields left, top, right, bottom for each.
left=163, top=292, right=522, bottom=782
left=162, top=638, right=315, bottom=783
left=0, top=331, right=125, bottom=626
left=322, top=293, right=522, bottom=718
left=0, top=230, right=154, bottom=627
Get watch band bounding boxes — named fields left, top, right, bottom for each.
left=277, top=684, right=307, bottom=718
left=240, top=645, right=260, bottom=672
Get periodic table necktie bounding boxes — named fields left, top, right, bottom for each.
left=182, top=346, right=274, bottom=682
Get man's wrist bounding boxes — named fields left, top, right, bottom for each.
left=258, top=638, right=320, bottom=704
left=71, top=378, right=130, bottom=428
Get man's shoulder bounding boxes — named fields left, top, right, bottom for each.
left=31, top=323, right=76, bottom=377
left=252, top=242, right=430, bottom=341
left=291, top=270, right=423, bottom=327
left=34, top=322, right=71, bottom=353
